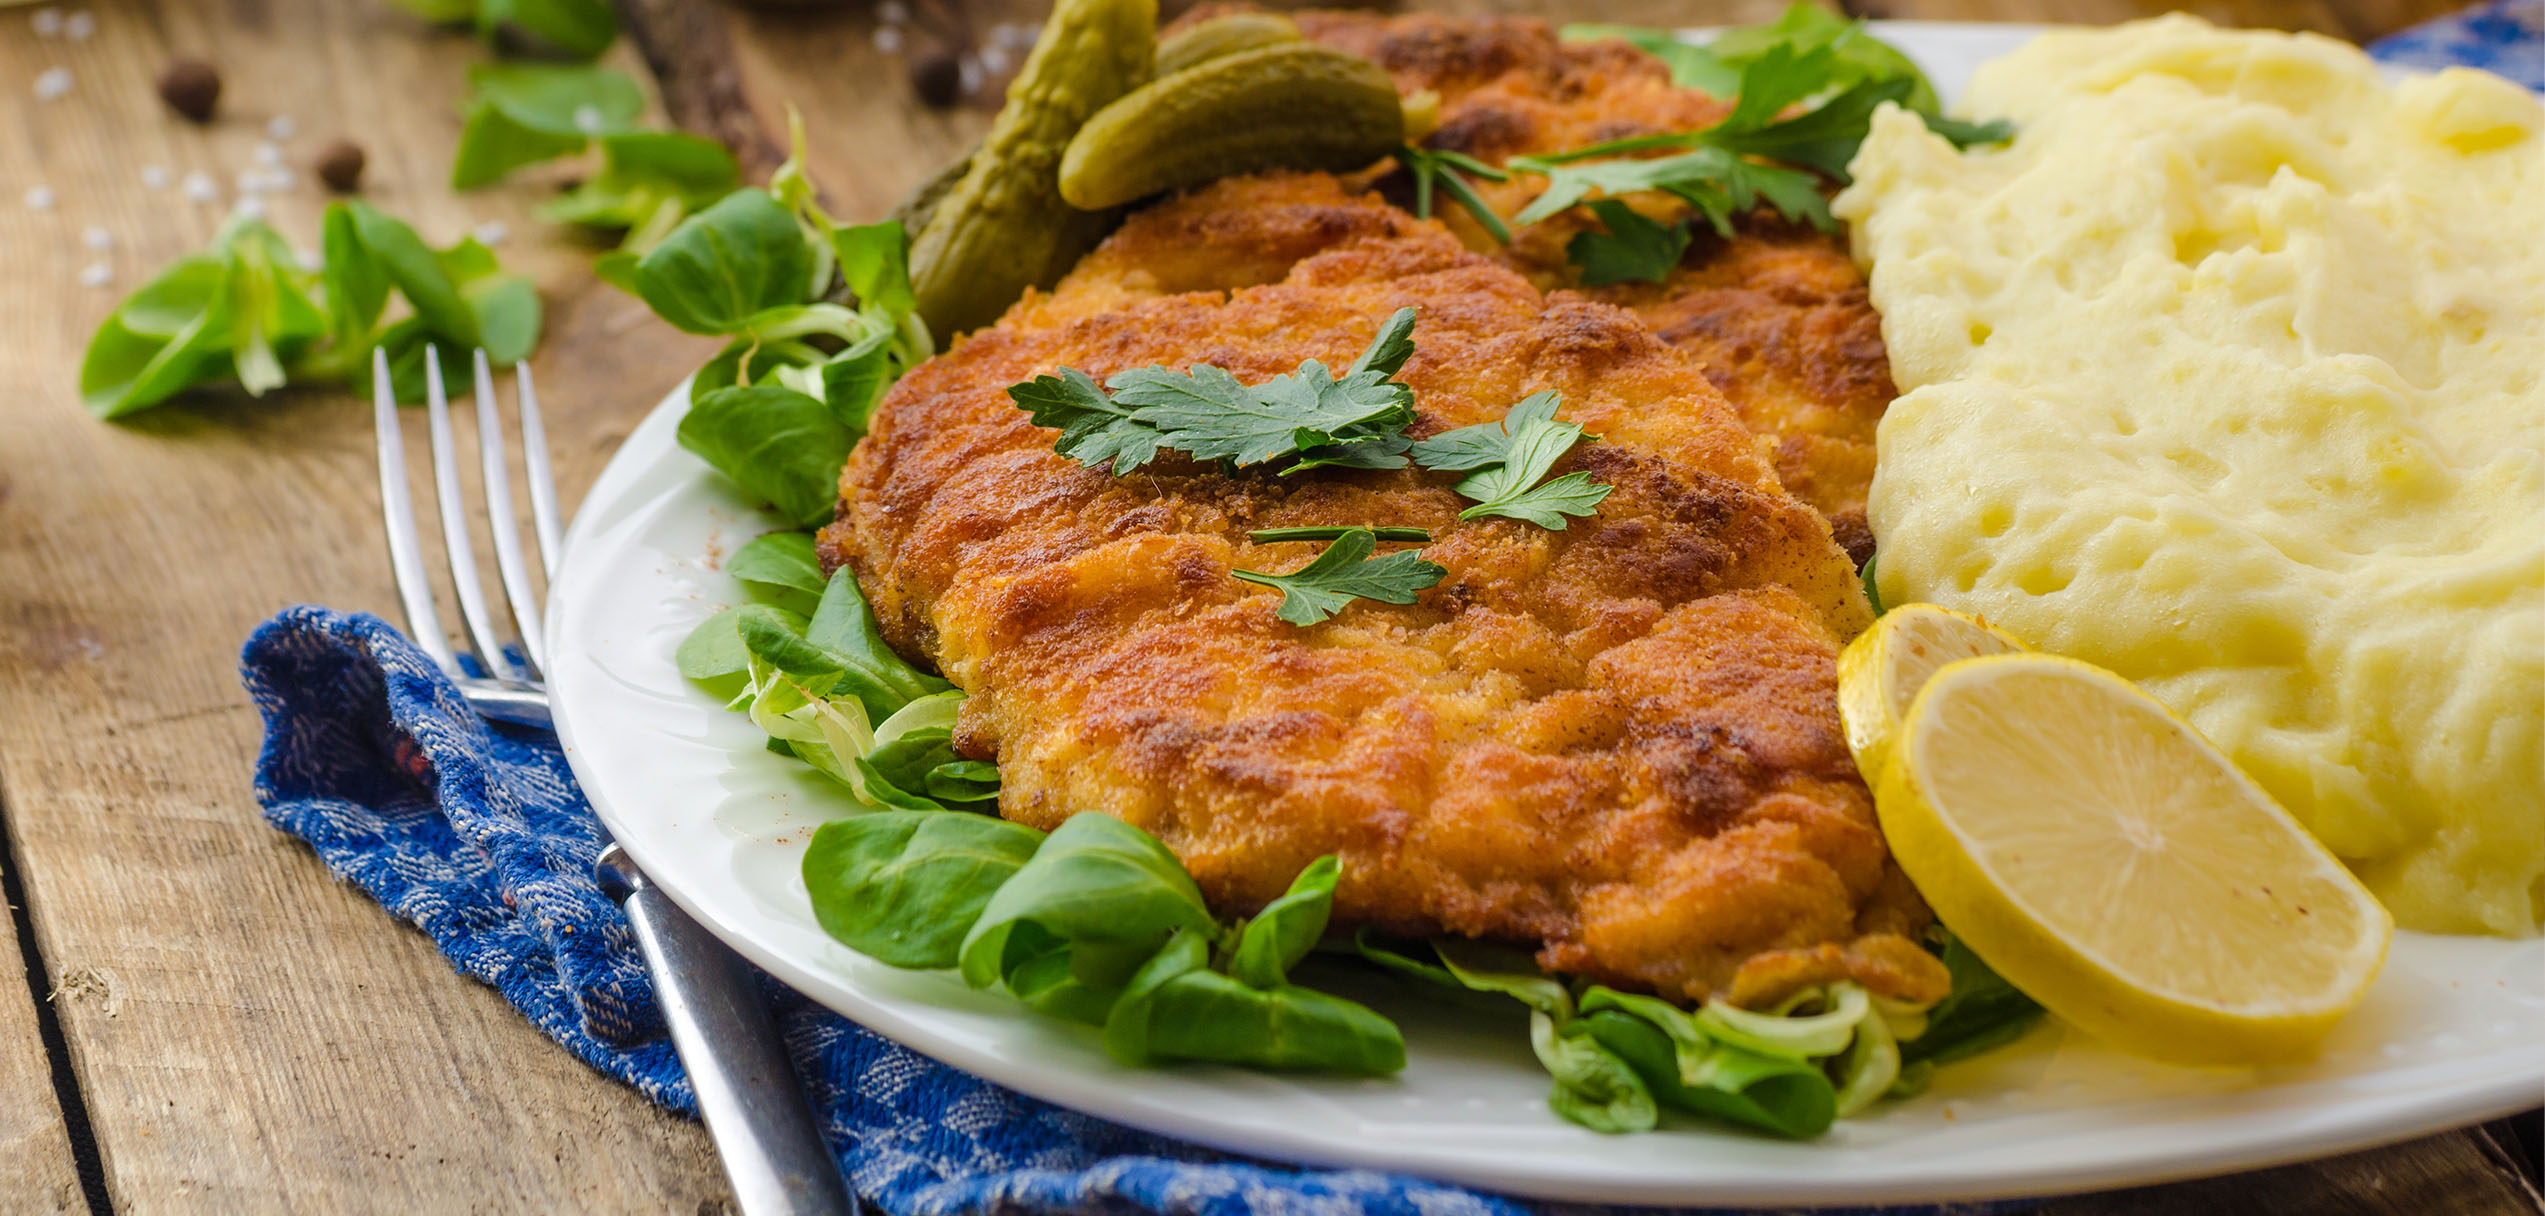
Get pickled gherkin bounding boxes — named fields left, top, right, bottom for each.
left=905, top=0, right=1156, bottom=337
left=1058, top=45, right=1404, bottom=212
left=1154, top=12, right=1302, bottom=77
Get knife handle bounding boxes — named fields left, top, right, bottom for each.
left=597, top=844, right=858, bottom=1216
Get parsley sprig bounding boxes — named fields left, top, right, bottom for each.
left=1009, top=307, right=1421, bottom=475
left=1409, top=391, right=1613, bottom=529
left=1398, top=144, right=1512, bottom=244
left=1011, top=312, right=1619, bottom=624
left=1234, top=528, right=1449, bottom=626
left=1568, top=200, right=1696, bottom=287
left=1511, top=42, right=1899, bottom=237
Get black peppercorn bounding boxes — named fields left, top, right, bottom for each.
left=316, top=139, right=367, bottom=194
left=156, top=57, right=222, bottom=124
left=909, top=44, right=964, bottom=109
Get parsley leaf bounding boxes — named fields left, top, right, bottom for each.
left=1465, top=472, right=1614, bottom=530
left=1568, top=200, right=1693, bottom=286
left=1514, top=144, right=1831, bottom=235
left=1408, top=389, right=1564, bottom=471
left=1009, top=307, right=1422, bottom=475
left=1009, top=365, right=1166, bottom=473
left=1233, top=529, right=1447, bottom=626
left=1399, top=144, right=1512, bottom=244
left=1409, top=391, right=1615, bottom=530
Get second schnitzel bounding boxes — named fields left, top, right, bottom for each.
left=822, top=173, right=1948, bottom=1006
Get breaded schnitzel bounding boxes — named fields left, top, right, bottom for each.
left=822, top=173, right=1947, bottom=1006
left=1265, top=10, right=1898, bottom=562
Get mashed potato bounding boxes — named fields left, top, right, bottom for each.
left=1835, top=16, right=2544, bottom=935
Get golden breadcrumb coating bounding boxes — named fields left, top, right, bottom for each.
left=823, top=174, right=1945, bottom=1004
left=1260, top=9, right=1898, bottom=561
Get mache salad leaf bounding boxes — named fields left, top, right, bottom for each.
left=81, top=202, right=542, bottom=418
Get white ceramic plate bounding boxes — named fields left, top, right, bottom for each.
left=547, top=24, right=2545, bottom=1207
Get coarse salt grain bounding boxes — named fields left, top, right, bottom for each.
left=572, top=104, right=604, bottom=135
left=298, top=248, right=324, bottom=272
left=82, top=225, right=112, bottom=251
left=25, top=185, right=57, bottom=211
left=64, top=10, right=93, bottom=39
left=79, top=262, right=111, bottom=288
left=872, top=25, right=903, bottom=54
left=879, top=0, right=911, bottom=24
left=959, top=54, right=984, bottom=95
left=233, top=196, right=266, bottom=220
left=471, top=220, right=509, bottom=247
left=34, top=67, right=72, bottom=102
left=255, top=142, right=284, bottom=165
left=32, top=8, right=62, bottom=36
left=979, top=45, right=1011, bottom=74
left=181, top=171, right=219, bottom=203
left=140, top=164, right=169, bottom=189
left=999, top=22, right=1039, bottom=49
left=267, top=115, right=297, bottom=141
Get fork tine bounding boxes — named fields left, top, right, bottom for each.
left=424, top=347, right=524, bottom=683
left=475, top=350, right=548, bottom=677
left=515, top=362, right=565, bottom=581
left=376, top=347, right=462, bottom=677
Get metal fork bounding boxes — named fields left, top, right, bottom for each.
left=374, top=346, right=858, bottom=1216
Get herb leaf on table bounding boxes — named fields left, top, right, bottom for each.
left=80, top=202, right=542, bottom=418
left=450, top=62, right=645, bottom=189
left=388, top=0, right=619, bottom=57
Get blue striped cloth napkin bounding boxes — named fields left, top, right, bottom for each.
left=241, top=606, right=2011, bottom=1215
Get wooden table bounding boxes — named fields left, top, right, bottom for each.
left=0, top=0, right=2534, bottom=1211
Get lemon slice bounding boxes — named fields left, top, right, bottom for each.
left=1876, top=654, right=2392, bottom=1066
left=1837, top=604, right=2026, bottom=781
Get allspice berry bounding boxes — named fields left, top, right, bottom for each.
left=156, top=57, right=222, bottom=123
left=316, top=139, right=367, bottom=194
left=908, top=44, right=964, bottom=109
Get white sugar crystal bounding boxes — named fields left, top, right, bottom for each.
left=471, top=220, right=509, bottom=247
left=81, top=225, right=112, bottom=251
left=139, top=164, right=169, bottom=189
left=181, top=171, right=219, bottom=203
left=34, top=67, right=72, bottom=102
left=64, top=10, right=93, bottom=39
left=872, top=24, right=903, bottom=54
left=32, top=8, right=62, bottom=36
left=24, top=185, right=56, bottom=211
left=266, top=114, right=297, bottom=141
left=79, top=261, right=111, bottom=288
left=572, top=103, right=604, bottom=134
left=979, top=45, right=1011, bottom=74
left=254, top=141, right=284, bottom=165
left=878, top=0, right=911, bottom=24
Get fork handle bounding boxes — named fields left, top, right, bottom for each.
left=599, top=846, right=858, bottom=1216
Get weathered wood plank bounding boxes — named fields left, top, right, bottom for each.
left=2039, top=1128, right=2545, bottom=1215
left=0, top=844, right=86, bottom=1214
left=0, top=0, right=726, bottom=1209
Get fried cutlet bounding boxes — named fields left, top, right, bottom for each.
left=1248, top=9, right=1898, bottom=563
left=822, top=173, right=1947, bottom=1006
